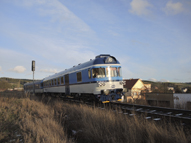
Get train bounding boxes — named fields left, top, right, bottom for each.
left=24, top=54, right=125, bottom=103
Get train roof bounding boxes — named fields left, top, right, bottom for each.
left=24, top=80, right=42, bottom=86
left=43, top=54, right=121, bottom=81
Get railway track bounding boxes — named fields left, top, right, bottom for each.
left=54, top=96, right=191, bottom=126
left=110, top=102, right=191, bottom=125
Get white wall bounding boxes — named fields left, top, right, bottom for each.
left=133, top=80, right=145, bottom=89
left=173, top=93, right=191, bottom=109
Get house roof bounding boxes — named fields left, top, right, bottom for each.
left=123, top=79, right=139, bottom=89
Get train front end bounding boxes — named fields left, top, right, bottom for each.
left=97, top=80, right=125, bottom=103
left=92, top=55, right=125, bottom=103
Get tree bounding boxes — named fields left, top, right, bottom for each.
left=186, top=87, right=191, bottom=93
left=175, top=85, right=182, bottom=93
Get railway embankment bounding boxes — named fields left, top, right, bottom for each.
left=0, top=91, right=191, bottom=143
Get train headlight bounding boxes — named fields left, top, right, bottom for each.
left=103, top=89, right=110, bottom=95
left=97, top=81, right=106, bottom=87
left=120, top=81, right=126, bottom=85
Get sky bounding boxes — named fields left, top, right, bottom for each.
left=0, top=0, right=191, bottom=82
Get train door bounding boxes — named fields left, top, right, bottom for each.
left=65, top=74, right=70, bottom=95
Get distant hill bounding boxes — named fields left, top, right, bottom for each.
left=0, top=77, right=38, bottom=90
left=142, top=80, right=191, bottom=92
left=0, top=77, right=190, bottom=91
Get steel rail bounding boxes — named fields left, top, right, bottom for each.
left=51, top=95, right=191, bottom=125
left=110, top=102, right=191, bottom=125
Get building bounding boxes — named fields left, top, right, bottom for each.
left=14, top=88, right=23, bottom=91
left=181, top=88, right=188, bottom=93
left=144, top=84, right=152, bottom=92
left=145, top=93, right=174, bottom=108
left=123, top=79, right=146, bottom=100
left=145, top=93, right=191, bottom=109
left=167, top=86, right=175, bottom=93
left=174, top=93, right=191, bottom=109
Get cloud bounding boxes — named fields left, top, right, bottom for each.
left=163, top=1, right=185, bottom=15
left=148, top=78, right=170, bottom=82
left=160, top=79, right=170, bottom=82
left=131, top=40, right=149, bottom=46
left=25, top=72, right=33, bottom=76
left=10, top=66, right=26, bottom=73
left=40, top=69, right=59, bottom=73
left=129, top=0, right=153, bottom=16
left=1, top=0, right=97, bottom=67
left=16, top=0, right=93, bottom=33
left=108, top=30, right=120, bottom=36
left=148, top=78, right=158, bottom=82
left=0, top=66, right=3, bottom=74
left=0, top=48, right=33, bottom=69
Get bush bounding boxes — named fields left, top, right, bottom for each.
left=0, top=81, right=11, bottom=90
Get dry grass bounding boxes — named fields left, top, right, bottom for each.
left=0, top=91, right=191, bottom=143
left=0, top=92, right=73, bottom=143
left=52, top=102, right=191, bottom=143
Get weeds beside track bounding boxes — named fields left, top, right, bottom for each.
left=0, top=92, right=191, bottom=143
left=0, top=92, right=73, bottom=143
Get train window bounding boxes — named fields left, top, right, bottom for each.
left=117, top=67, right=122, bottom=77
left=54, top=79, right=56, bottom=85
left=49, top=80, right=51, bottom=86
left=88, top=69, right=91, bottom=79
left=77, top=72, right=82, bottom=82
left=58, top=78, right=60, bottom=85
left=92, top=68, right=105, bottom=78
left=65, top=74, right=69, bottom=84
left=106, top=67, right=117, bottom=77
left=61, top=77, right=64, bottom=84
left=105, top=56, right=116, bottom=63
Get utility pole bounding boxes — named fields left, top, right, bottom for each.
left=32, top=60, right=35, bottom=95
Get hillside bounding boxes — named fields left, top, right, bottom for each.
left=142, top=80, right=191, bottom=93
left=0, top=77, right=190, bottom=91
left=143, top=80, right=191, bottom=88
left=0, top=77, right=38, bottom=90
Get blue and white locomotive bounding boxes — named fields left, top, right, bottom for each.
left=24, top=54, right=125, bottom=103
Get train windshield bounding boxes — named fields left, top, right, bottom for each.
left=92, top=67, right=122, bottom=78
left=106, top=67, right=122, bottom=77
left=92, top=68, right=106, bottom=78
left=118, top=67, right=122, bottom=77
left=106, top=67, right=117, bottom=77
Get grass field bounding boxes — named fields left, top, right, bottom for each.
left=0, top=91, right=191, bottom=143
